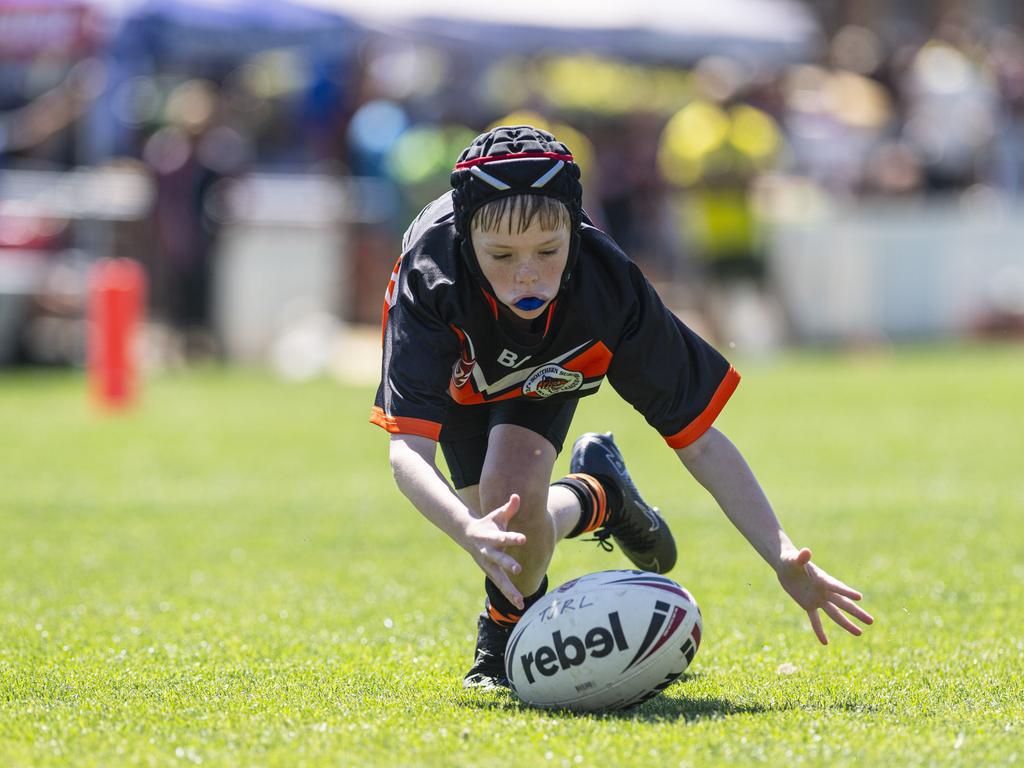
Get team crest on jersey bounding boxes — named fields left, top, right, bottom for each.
left=522, top=364, right=584, bottom=397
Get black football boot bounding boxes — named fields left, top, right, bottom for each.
left=569, top=432, right=677, bottom=574
left=462, top=613, right=512, bottom=690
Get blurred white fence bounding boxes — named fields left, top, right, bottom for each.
left=770, top=196, right=1024, bottom=342
left=212, top=174, right=394, bottom=364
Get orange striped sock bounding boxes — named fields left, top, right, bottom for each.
left=484, top=576, right=549, bottom=628
left=486, top=603, right=521, bottom=629
left=555, top=473, right=610, bottom=538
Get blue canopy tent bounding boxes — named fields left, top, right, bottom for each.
left=293, top=0, right=823, bottom=67
left=105, top=0, right=358, bottom=64
left=77, top=0, right=361, bottom=162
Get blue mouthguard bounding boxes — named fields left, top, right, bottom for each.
left=514, top=297, right=546, bottom=311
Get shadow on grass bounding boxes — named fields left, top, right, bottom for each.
left=461, top=686, right=883, bottom=721
left=459, top=675, right=782, bottom=723
left=461, top=692, right=776, bottom=722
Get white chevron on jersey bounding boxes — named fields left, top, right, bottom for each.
left=453, top=331, right=595, bottom=397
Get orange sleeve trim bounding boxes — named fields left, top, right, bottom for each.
left=381, top=255, right=403, bottom=345
left=664, top=366, right=741, bottom=449
left=369, top=406, right=442, bottom=441
left=563, top=340, right=613, bottom=379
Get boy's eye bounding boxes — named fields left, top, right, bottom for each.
left=489, top=253, right=510, bottom=260
left=539, top=249, right=558, bottom=256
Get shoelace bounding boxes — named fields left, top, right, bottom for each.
left=585, top=509, right=657, bottom=552
left=583, top=528, right=616, bottom=552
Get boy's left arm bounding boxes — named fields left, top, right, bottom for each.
left=675, top=427, right=874, bottom=644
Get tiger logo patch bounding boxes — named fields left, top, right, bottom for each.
left=522, top=364, right=584, bottom=397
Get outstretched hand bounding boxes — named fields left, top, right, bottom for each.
left=461, top=494, right=527, bottom=609
left=776, top=548, right=874, bottom=645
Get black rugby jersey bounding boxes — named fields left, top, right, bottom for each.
left=370, top=192, right=740, bottom=448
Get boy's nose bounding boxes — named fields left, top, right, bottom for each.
left=516, top=266, right=538, bottom=285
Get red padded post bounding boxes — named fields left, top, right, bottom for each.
left=87, top=258, right=146, bottom=410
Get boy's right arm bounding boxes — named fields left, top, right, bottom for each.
left=388, top=434, right=528, bottom=609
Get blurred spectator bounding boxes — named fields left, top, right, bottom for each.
left=658, top=67, right=783, bottom=284
left=781, top=60, right=894, bottom=195
left=591, top=114, right=668, bottom=275
left=301, top=53, right=351, bottom=164
left=900, top=34, right=998, bottom=193
left=142, top=79, right=249, bottom=360
left=989, top=27, right=1024, bottom=199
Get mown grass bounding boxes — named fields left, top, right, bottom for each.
left=1, top=344, right=1022, bottom=766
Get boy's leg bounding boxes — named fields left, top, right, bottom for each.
left=478, top=424, right=559, bottom=594
left=447, top=400, right=582, bottom=689
left=456, top=425, right=568, bottom=689
left=456, top=476, right=583, bottom=690
left=477, top=395, right=586, bottom=607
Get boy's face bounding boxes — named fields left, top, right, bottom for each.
left=470, top=217, right=571, bottom=320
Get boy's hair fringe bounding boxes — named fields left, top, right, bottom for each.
left=471, top=195, right=571, bottom=235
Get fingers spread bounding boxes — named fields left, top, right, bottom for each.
left=807, top=609, right=828, bottom=645
left=823, top=602, right=863, bottom=636
left=830, top=593, right=874, bottom=625
left=819, top=574, right=863, bottom=600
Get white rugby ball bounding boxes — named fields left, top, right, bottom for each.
left=505, top=570, right=702, bottom=711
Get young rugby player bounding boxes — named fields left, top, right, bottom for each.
left=371, top=126, right=873, bottom=689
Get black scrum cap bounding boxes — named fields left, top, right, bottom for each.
left=450, top=125, right=583, bottom=293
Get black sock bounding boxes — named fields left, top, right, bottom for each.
left=484, top=575, right=548, bottom=629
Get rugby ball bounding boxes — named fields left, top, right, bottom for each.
left=505, top=570, right=702, bottom=711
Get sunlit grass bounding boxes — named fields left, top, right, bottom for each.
left=1, top=345, right=1021, bottom=766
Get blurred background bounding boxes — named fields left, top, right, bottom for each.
left=3, top=0, right=1024, bottom=381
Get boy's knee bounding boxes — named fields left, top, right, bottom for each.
left=482, top=474, right=546, bottom=510
left=513, top=489, right=552, bottom=532
left=479, top=471, right=550, bottom=527
left=479, top=424, right=557, bottom=530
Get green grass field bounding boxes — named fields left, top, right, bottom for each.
left=1, top=345, right=1022, bottom=767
